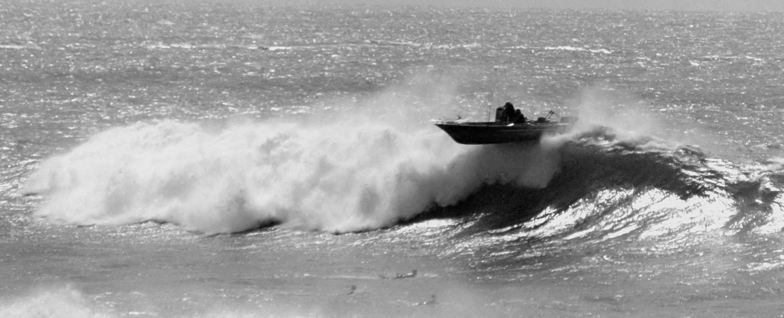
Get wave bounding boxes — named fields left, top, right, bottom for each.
left=21, top=117, right=562, bottom=234
left=412, top=130, right=784, bottom=271
left=21, top=114, right=783, bottom=237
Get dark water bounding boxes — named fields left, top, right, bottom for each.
left=2, top=2, right=784, bottom=317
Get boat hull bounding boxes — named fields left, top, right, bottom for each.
left=434, top=121, right=570, bottom=144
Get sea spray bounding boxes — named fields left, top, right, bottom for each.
left=567, top=85, right=663, bottom=140
left=22, top=117, right=563, bottom=233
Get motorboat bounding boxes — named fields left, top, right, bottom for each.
left=434, top=109, right=574, bottom=144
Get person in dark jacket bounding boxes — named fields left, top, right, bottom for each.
left=495, top=106, right=506, bottom=123
left=514, top=109, right=526, bottom=123
left=496, top=102, right=526, bottom=123
left=504, top=102, right=515, bottom=121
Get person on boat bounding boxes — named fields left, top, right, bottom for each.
left=495, top=106, right=506, bottom=123
left=495, top=102, right=526, bottom=124
left=496, top=102, right=517, bottom=123
left=504, top=102, right=515, bottom=121
left=514, top=109, right=526, bottom=123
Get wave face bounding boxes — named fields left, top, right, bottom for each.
left=416, top=131, right=784, bottom=274
left=21, top=118, right=563, bottom=233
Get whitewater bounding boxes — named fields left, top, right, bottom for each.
left=2, top=2, right=784, bottom=317
left=20, top=117, right=564, bottom=234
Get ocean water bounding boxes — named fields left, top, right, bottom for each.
left=2, top=1, right=784, bottom=317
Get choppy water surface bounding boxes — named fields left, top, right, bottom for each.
left=2, top=1, right=784, bottom=317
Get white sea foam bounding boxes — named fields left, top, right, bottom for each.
left=567, top=85, right=664, bottom=141
left=22, top=114, right=562, bottom=234
left=0, top=287, right=111, bottom=318
left=0, top=43, right=41, bottom=50
left=542, top=46, right=612, bottom=54
left=0, top=286, right=308, bottom=318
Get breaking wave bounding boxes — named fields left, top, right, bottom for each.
left=21, top=114, right=784, bottom=237
left=21, top=117, right=562, bottom=233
